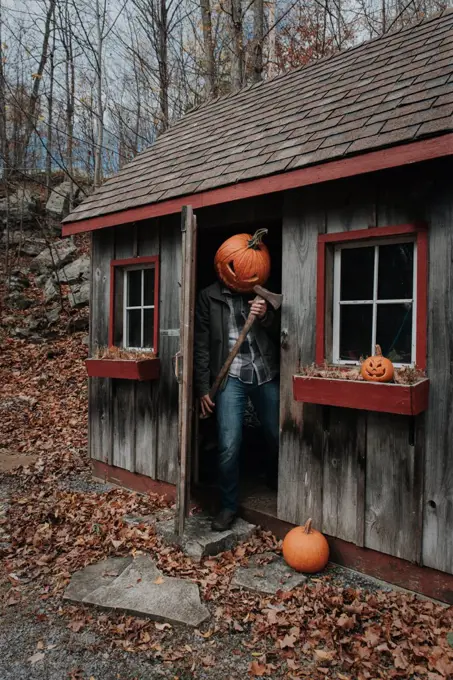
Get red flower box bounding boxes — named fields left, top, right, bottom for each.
left=293, top=376, right=429, bottom=416
left=86, top=358, right=160, bottom=381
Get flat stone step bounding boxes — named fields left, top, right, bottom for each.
left=156, top=513, right=256, bottom=561
left=231, top=552, right=307, bottom=594
left=64, top=555, right=210, bottom=628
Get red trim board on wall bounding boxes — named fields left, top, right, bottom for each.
left=109, top=255, right=160, bottom=353
left=62, top=135, right=453, bottom=235
left=315, top=222, right=428, bottom=370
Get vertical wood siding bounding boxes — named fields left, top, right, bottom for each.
left=280, top=158, right=453, bottom=574
left=89, top=215, right=181, bottom=484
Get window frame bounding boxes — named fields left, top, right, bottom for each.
left=316, top=223, right=428, bottom=370
left=109, top=256, right=160, bottom=354
left=332, top=236, right=417, bottom=366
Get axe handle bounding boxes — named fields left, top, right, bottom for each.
left=209, top=295, right=261, bottom=401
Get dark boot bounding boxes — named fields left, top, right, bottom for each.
left=211, top=509, right=236, bottom=531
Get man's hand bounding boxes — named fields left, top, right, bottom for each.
left=200, top=393, right=215, bottom=417
left=249, top=298, right=267, bottom=319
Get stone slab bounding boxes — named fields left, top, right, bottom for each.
left=231, top=552, right=307, bottom=594
left=64, top=555, right=210, bottom=628
left=156, top=513, right=256, bottom=561
left=64, top=556, right=133, bottom=602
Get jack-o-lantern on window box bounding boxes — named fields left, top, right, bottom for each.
left=214, top=228, right=271, bottom=293
left=361, top=345, right=394, bottom=383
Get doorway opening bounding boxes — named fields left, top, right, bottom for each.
left=193, top=219, right=282, bottom=518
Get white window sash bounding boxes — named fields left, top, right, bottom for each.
left=122, top=265, right=156, bottom=351
left=332, top=238, right=417, bottom=367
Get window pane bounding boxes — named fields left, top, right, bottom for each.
left=127, top=269, right=142, bottom=307
left=127, top=309, right=141, bottom=347
left=143, top=309, right=154, bottom=349
left=378, top=243, right=414, bottom=300
left=376, top=303, right=412, bottom=363
left=144, top=267, right=155, bottom=306
left=340, top=247, right=374, bottom=301
left=339, top=304, right=373, bottom=361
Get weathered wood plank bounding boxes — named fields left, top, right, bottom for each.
left=135, top=219, right=160, bottom=478
left=112, top=379, right=136, bottom=471
left=365, top=412, right=421, bottom=561
left=156, top=215, right=181, bottom=484
left=322, top=408, right=366, bottom=544
left=112, top=225, right=136, bottom=472
left=321, top=177, right=374, bottom=544
left=422, top=164, right=453, bottom=574
left=278, top=187, right=325, bottom=525
left=89, top=229, right=114, bottom=464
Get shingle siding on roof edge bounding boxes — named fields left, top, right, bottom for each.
left=64, top=10, right=453, bottom=224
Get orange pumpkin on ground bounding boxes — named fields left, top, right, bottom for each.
left=282, top=518, right=329, bottom=573
left=361, top=344, right=394, bottom=383
left=214, top=228, right=271, bottom=293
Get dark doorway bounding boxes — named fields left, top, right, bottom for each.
left=193, top=218, right=282, bottom=518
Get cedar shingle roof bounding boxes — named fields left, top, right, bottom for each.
left=64, top=10, right=453, bottom=224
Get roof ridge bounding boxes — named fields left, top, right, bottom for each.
left=180, top=9, right=453, bottom=123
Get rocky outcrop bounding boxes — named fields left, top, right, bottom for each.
left=58, top=255, right=90, bottom=284
left=0, top=188, right=39, bottom=226
left=30, top=240, right=78, bottom=273
left=46, top=181, right=82, bottom=219
left=69, top=281, right=90, bottom=308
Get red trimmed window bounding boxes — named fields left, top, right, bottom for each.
left=109, top=256, right=159, bottom=353
left=316, top=224, right=427, bottom=369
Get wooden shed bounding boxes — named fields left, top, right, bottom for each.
left=63, top=11, right=453, bottom=602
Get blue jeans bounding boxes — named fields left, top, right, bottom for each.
left=215, top=375, right=280, bottom=512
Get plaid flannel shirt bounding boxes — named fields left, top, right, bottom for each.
left=223, top=287, right=278, bottom=385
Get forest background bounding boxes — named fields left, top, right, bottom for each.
left=0, top=0, right=451, bottom=206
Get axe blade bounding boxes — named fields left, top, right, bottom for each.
left=253, top=284, right=283, bottom=310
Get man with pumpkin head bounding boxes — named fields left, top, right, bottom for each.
left=195, top=229, right=280, bottom=531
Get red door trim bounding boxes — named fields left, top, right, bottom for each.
left=62, top=134, right=453, bottom=235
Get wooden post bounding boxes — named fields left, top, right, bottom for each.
left=175, top=206, right=197, bottom=536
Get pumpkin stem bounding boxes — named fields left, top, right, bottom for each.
left=375, top=344, right=383, bottom=356
left=304, top=518, right=313, bottom=534
left=247, top=228, right=268, bottom=250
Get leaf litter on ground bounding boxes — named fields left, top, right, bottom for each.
left=1, top=263, right=453, bottom=679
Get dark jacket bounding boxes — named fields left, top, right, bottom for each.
left=194, top=281, right=280, bottom=397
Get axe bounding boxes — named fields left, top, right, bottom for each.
left=200, top=284, right=283, bottom=418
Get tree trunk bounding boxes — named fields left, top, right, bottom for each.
left=94, top=0, right=105, bottom=187
left=21, top=0, right=57, bottom=167
left=200, top=0, right=216, bottom=96
left=267, top=0, right=278, bottom=79
left=158, top=0, right=169, bottom=132
left=252, top=0, right=264, bottom=83
left=230, top=0, right=243, bottom=91
left=46, top=26, right=56, bottom=199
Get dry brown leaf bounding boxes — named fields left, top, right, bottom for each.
left=279, top=634, right=297, bottom=649
left=67, top=620, right=85, bottom=633
left=155, top=622, right=171, bottom=631
left=153, top=576, right=164, bottom=585
left=249, top=661, right=268, bottom=676
left=28, top=652, right=45, bottom=665
left=314, top=649, right=335, bottom=662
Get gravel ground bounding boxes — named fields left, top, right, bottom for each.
left=0, top=471, right=418, bottom=680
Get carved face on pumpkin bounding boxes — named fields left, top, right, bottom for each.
left=361, top=345, right=394, bottom=383
left=214, top=229, right=271, bottom=293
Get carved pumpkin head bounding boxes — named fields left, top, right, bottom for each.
left=361, top=345, right=394, bottom=383
left=282, top=518, right=329, bottom=573
left=214, top=229, right=271, bottom=293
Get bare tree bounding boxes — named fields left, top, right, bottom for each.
left=200, top=0, right=217, bottom=96
left=252, top=0, right=264, bottom=83
left=229, top=0, right=244, bottom=90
